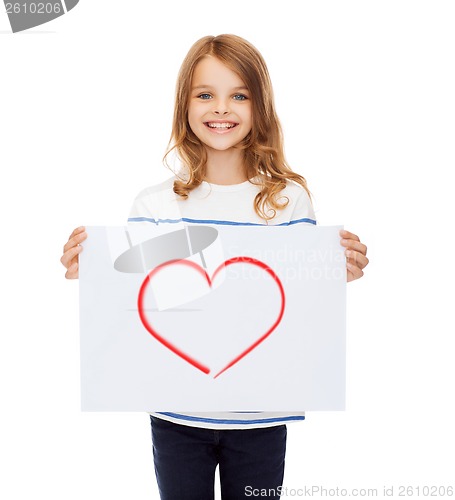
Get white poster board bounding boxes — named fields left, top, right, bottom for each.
left=79, top=224, right=346, bottom=411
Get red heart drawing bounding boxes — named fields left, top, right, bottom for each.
left=137, top=257, right=285, bottom=378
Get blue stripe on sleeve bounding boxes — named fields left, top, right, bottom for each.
left=155, top=412, right=305, bottom=425
left=128, top=217, right=317, bottom=226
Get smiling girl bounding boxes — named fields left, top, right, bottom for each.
left=61, top=34, right=368, bottom=500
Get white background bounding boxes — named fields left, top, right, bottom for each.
left=1, top=1, right=454, bottom=498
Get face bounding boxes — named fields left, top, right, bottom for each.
left=187, top=56, right=252, bottom=153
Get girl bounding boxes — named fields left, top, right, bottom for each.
left=61, top=34, right=368, bottom=500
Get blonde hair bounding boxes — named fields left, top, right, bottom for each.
left=163, top=34, right=312, bottom=221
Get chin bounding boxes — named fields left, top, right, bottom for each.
left=205, top=141, right=241, bottom=152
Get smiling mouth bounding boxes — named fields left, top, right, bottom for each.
left=204, top=122, right=239, bottom=129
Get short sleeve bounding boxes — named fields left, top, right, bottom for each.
left=126, top=176, right=184, bottom=225
left=127, top=187, right=158, bottom=224
left=290, top=188, right=317, bottom=225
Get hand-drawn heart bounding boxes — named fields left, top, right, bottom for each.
left=137, top=257, right=285, bottom=378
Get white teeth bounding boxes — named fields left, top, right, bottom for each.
left=207, top=122, right=236, bottom=129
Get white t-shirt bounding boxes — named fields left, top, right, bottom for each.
left=128, top=175, right=317, bottom=429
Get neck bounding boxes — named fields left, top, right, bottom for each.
left=203, top=147, right=248, bottom=185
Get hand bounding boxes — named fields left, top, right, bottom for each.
left=339, top=229, right=368, bottom=282
left=60, top=226, right=87, bottom=279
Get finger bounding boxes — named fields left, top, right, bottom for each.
left=347, top=254, right=369, bottom=270
left=65, top=262, right=79, bottom=279
left=346, top=250, right=369, bottom=270
left=339, top=229, right=360, bottom=242
left=341, top=238, right=367, bottom=257
left=346, top=261, right=364, bottom=282
left=68, top=226, right=85, bottom=241
left=63, top=229, right=87, bottom=254
left=60, top=245, right=83, bottom=269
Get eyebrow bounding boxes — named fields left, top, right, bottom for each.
left=192, top=85, right=249, bottom=91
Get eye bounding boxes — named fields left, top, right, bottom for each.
left=197, top=93, right=212, bottom=100
left=233, top=94, right=248, bottom=101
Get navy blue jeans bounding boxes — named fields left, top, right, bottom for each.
left=150, top=416, right=287, bottom=499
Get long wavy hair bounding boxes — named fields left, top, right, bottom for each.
left=163, top=34, right=312, bottom=221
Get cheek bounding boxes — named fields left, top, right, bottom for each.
left=187, top=104, right=203, bottom=127
left=187, top=106, right=195, bottom=123
left=243, top=110, right=253, bottom=131
left=241, top=104, right=253, bottom=125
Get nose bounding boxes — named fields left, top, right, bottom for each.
left=213, top=97, right=230, bottom=115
